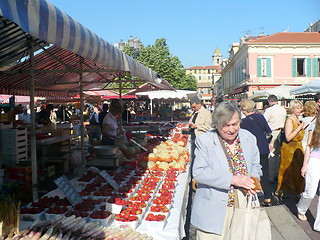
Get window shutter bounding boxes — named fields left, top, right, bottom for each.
left=306, top=58, right=312, bottom=77
left=266, top=58, right=271, bottom=77
left=292, top=58, right=297, bottom=77
left=257, top=58, right=262, bottom=77
left=312, top=58, right=319, bottom=77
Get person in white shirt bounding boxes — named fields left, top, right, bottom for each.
left=18, top=107, right=31, bottom=124
left=263, top=94, right=287, bottom=182
left=102, top=100, right=123, bottom=145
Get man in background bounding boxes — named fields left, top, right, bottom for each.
left=263, top=94, right=287, bottom=182
left=188, top=96, right=212, bottom=170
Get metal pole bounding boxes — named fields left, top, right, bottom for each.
left=119, top=75, right=123, bottom=129
left=79, top=57, right=85, bottom=164
left=29, top=39, right=38, bottom=201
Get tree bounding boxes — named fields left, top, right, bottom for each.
left=124, top=38, right=196, bottom=90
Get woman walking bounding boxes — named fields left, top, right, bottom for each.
left=239, top=99, right=273, bottom=206
left=296, top=113, right=320, bottom=231
left=191, top=102, right=262, bottom=239
left=276, top=100, right=305, bottom=197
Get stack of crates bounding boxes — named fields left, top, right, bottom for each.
left=5, top=165, right=33, bottom=188
left=1, top=128, right=28, bottom=166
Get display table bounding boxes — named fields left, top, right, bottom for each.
left=19, top=166, right=191, bottom=240
left=137, top=166, right=191, bottom=240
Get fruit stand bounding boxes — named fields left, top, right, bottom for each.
left=8, top=123, right=191, bottom=240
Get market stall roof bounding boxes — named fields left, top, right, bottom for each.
left=0, top=94, right=31, bottom=104
left=136, top=89, right=197, bottom=100
left=290, top=78, right=320, bottom=95
left=0, top=0, right=169, bottom=96
left=248, top=85, right=298, bottom=100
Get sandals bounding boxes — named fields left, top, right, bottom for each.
left=262, top=199, right=272, bottom=207
left=297, top=213, right=307, bottom=221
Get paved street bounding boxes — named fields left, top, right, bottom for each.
left=184, top=181, right=320, bottom=240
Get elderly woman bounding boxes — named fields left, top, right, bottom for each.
left=275, top=100, right=305, bottom=197
left=191, top=102, right=262, bottom=239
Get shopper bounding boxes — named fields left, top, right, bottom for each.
left=89, top=105, right=101, bottom=145
left=297, top=112, right=320, bottom=232
left=18, top=107, right=31, bottom=124
left=301, top=100, right=317, bottom=151
left=239, top=99, right=273, bottom=206
left=263, top=94, right=287, bottom=182
left=191, top=101, right=262, bottom=238
left=275, top=100, right=305, bottom=197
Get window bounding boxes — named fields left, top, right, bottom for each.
left=292, top=58, right=319, bottom=77
left=257, top=57, right=271, bottom=77
left=297, top=58, right=305, bottom=76
left=208, top=69, right=210, bottom=74
left=217, top=59, right=220, bottom=64
left=208, top=76, right=211, bottom=79
left=199, top=76, right=201, bottom=80
left=194, top=69, right=197, bottom=74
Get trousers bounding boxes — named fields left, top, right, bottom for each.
left=297, top=157, right=320, bottom=231
left=196, top=207, right=234, bottom=240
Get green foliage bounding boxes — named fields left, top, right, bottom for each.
left=123, top=38, right=196, bottom=90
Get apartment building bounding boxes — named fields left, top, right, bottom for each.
left=185, top=48, right=222, bottom=103
left=216, top=32, right=320, bottom=99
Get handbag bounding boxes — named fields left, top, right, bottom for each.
left=225, top=193, right=271, bottom=240
left=217, top=135, right=271, bottom=240
left=276, top=130, right=287, bottom=147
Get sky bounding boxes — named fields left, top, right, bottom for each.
left=49, top=0, right=319, bottom=68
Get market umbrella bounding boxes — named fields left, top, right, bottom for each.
left=249, top=85, right=298, bottom=100
left=290, top=78, right=320, bottom=95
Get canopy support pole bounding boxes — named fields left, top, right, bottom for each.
left=29, top=39, right=38, bottom=201
left=79, top=57, right=85, bottom=165
left=150, top=99, right=153, bottom=117
left=119, top=74, right=123, bottom=129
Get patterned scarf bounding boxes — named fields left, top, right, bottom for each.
left=222, top=136, right=249, bottom=207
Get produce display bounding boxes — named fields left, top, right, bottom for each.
left=3, top=215, right=153, bottom=239
left=12, top=122, right=190, bottom=239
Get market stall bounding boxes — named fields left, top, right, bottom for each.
left=290, top=78, right=320, bottom=95
left=0, top=0, right=172, bottom=202
left=248, top=85, right=298, bottom=100
left=10, top=123, right=191, bottom=240
left=136, top=90, right=196, bottom=120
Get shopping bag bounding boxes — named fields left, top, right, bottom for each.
left=225, top=194, right=271, bottom=240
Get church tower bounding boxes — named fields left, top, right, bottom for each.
left=212, top=48, right=222, bottom=66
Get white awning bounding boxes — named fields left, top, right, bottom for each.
left=290, top=78, right=320, bottom=95
left=136, top=90, right=197, bottom=100
left=249, top=85, right=297, bottom=100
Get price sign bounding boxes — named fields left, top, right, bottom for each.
left=54, top=175, right=82, bottom=206
left=100, top=170, right=120, bottom=191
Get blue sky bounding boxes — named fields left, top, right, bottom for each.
left=49, top=0, right=319, bottom=68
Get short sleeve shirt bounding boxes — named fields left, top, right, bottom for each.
left=102, top=112, right=118, bottom=137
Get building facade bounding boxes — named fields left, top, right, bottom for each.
left=216, top=32, right=320, bottom=99
left=185, top=48, right=222, bottom=103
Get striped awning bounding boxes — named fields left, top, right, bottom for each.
left=0, top=0, right=164, bottom=96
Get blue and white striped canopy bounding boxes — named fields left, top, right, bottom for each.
left=0, top=0, right=160, bottom=84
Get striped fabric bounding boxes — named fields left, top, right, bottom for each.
left=0, top=0, right=159, bottom=84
